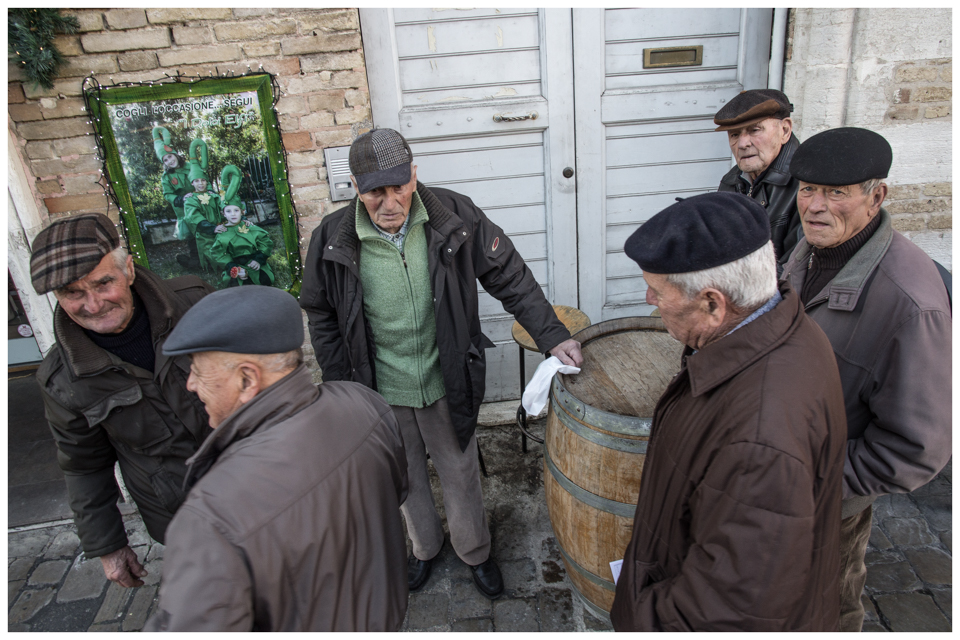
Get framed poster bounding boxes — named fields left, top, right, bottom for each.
left=84, top=74, right=301, bottom=294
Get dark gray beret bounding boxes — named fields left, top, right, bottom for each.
left=624, top=192, right=771, bottom=274
left=162, top=285, right=303, bottom=356
left=789, top=127, right=892, bottom=186
left=714, top=89, right=793, bottom=131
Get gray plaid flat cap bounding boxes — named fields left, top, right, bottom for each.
left=349, top=128, right=413, bottom=194
left=30, top=213, right=121, bottom=295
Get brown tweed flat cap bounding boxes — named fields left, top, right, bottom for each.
left=30, top=213, right=121, bottom=294
left=349, top=128, right=413, bottom=194
left=714, top=89, right=793, bottom=132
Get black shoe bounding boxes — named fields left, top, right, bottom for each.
left=469, top=556, right=504, bottom=599
left=408, top=554, right=434, bottom=592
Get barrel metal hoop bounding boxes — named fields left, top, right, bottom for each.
left=555, top=538, right=617, bottom=592
left=577, top=590, right=614, bottom=625
left=552, top=376, right=653, bottom=437
left=544, top=449, right=638, bottom=519
left=551, top=397, right=649, bottom=455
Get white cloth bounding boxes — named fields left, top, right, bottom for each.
left=521, top=356, right=580, bottom=415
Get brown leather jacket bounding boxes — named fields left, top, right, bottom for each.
left=145, top=366, right=409, bottom=632
left=781, top=209, right=952, bottom=518
left=610, top=283, right=846, bottom=631
left=37, top=267, right=213, bottom=556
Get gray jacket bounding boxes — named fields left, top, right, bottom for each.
left=146, top=366, right=409, bottom=631
left=781, top=209, right=952, bottom=518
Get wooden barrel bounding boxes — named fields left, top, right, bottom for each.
left=544, top=316, right=683, bottom=621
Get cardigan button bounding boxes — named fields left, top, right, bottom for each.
left=328, top=246, right=333, bottom=250
left=447, top=248, right=452, bottom=253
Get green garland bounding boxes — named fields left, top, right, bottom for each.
left=8, top=8, right=80, bottom=90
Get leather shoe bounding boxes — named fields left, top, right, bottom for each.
left=469, top=556, right=504, bottom=599
left=408, top=553, right=435, bottom=592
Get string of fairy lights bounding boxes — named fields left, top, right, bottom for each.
left=80, top=66, right=308, bottom=284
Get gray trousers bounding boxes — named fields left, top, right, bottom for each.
left=838, top=505, right=873, bottom=632
left=392, top=397, right=491, bottom=566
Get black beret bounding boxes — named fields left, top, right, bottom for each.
left=162, top=285, right=304, bottom=356
left=714, top=89, right=793, bottom=131
left=624, top=192, right=771, bottom=274
left=789, top=127, right=892, bottom=186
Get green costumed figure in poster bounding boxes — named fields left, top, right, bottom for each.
left=152, top=126, right=199, bottom=269
left=182, top=138, right=224, bottom=271
left=209, top=165, right=275, bottom=287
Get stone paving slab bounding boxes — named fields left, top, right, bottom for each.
left=7, top=424, right=951, bottom=632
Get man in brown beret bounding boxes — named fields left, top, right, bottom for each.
left=31, top=213, right=214, bottom=588
left=715, top=89, right=801, bottom=272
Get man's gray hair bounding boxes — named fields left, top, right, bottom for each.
left=109, top=246, right=131, bottom=276
left=221, top=348, right=304, bottom=374
left=664, top=241, right=777, bottom=312
left=859, top=178, right=883, bottom=196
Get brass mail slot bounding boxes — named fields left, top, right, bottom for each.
left=643, top=45, right=704, bottom=69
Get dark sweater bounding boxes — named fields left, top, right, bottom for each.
left=801, top=215, right=882, bottom=305
left=84, top=293, right=155, bottom=372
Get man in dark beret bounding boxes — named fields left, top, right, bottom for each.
left=145, top=286, right=409, bottom=631
left=299, top=128, right=583, bottom=598
left=30, top=213, right=214, bottom=588
left=610, top=192, right=847, bottom=631
left=715, top=88, right=802, bottom=271
left=781, top=127, right=952, bottom=632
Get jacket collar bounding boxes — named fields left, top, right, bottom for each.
left=183, top=364, right=319, bottom=488
left=720, top=133, right=800, bottom=189
left=785, top=208, right=893, bottom=312
left=332, top=182, right=464, bottom=257
left=684, top=282, right=803, bottom=397
left=53, top=265, right=189, bottom=378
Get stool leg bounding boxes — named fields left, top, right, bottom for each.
left=519, top=345, right=527, bottom=453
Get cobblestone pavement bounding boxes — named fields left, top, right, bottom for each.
left=7, top=418, right=952, bottom=632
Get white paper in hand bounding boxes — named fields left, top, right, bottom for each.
left=521, top=356, right=580, bottom=415
left=610, top=559, right=623, bottom=585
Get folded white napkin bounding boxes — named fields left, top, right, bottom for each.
left=521, top=356, right=581, bottom=415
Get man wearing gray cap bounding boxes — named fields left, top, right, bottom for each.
left=30, top=212, right=214, bottom=588
left=781, top=127, right=952, bottom=632
left=610, top=192, right=846, bottom=631
left=145, top=286, right=409, bottom=631
left=300, top=128, right=583, bottom=598
left=715, top=89, right=802, bottom=270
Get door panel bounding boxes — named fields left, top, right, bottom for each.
left=575, top=8, right=772, bottom=321
left=360, top=8, right=578, bottom=402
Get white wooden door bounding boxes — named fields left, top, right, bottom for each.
left=573, top=9, right=773, bottom=321
left=360, top=8, right=578, bottom=402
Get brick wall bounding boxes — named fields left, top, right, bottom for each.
left=8, top=7, right=371, bottom=245
left=784, top=8, right=951, bottom=268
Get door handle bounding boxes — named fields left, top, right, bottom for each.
left=493, top=111, right=538, bottom=123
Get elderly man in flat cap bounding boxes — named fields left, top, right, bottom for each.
left=300, top=128, right=582, bottom=598
left=30, top=213, right=214, bottom=588
left=780, top=127, right=952, bottom=632
left=715, top=89, right=802, bottom=271
left=145, top=286, right=408, bottom=631
left=610, top=192, right=847, bottom=631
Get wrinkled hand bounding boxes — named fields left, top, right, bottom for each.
left=99, top=546, right=147, bottom=588
left=238, top=267, right=248, bottom=280
left=214, top=224, right=227, bottom=234
left=246, top=260, right=260, bottom=271
left=550, top=338, right=583, bottom=367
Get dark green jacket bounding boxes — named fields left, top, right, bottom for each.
left=300, top=183, right=571, bottom=451
left=37, top=266, right=214, bottom=556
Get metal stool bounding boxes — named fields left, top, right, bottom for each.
left=511, top=305, right=591, bottom=452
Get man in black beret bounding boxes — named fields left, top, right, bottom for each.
left=610, top=192, right=847, bottom=631
left=146, top=286, right=409, bottom=631
left=715, top=89, right=802, bottom=271
left=300, top=128, right=583, bottom=598
left=30, top=213, right=214, bottom=589
left=781, top=127, right=952, bottom=632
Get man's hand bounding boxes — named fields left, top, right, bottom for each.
left=247, top=260, right=260, bottom=271
left=99, top=545, right=147, bottom=588
left=214, top=224, right=227, bottom=234
left=550, top=339, right=583, bottom=367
